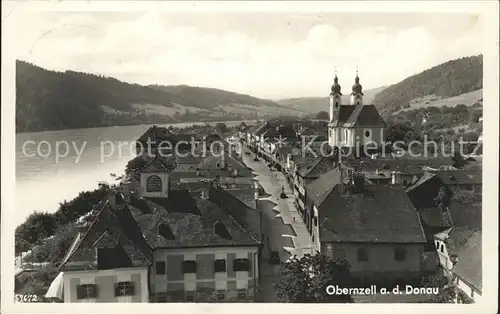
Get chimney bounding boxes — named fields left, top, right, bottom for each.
left=107, top=189, right=116, bottom=209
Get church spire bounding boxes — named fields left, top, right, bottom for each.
left=350, top=66, right=364, bottom=105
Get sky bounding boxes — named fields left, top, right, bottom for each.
left=14, top=11, right=483, bottom=99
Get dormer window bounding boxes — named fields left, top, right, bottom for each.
left=216, top=163, right=221, bottom=168
left=146, top=175, right=162, bottom=192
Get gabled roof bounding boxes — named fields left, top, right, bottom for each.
left=253, top=122, right=270, bottom=136
left=319, top=186, right=426, bottom=243
left=451, top=230, right=482, bottom=291
left=298, top=157, right=335, bottom=179
left=434, top=170, right=482, bottom=185
left=59, top=192, right=153, bottom=271
left=342, top=105, right=386, bottom=128
left=198, top=153, right=248, bottom=171
left=137, top=125, right=178, bottom=143
left=305, top=168, right=342, bottom=207
left=128, top=186, right=260, bottom=249
left=142, top=153, right=176, bottom=173
left=329, top=105, right=357, bottom=127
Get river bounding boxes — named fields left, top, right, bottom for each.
left=15, top=121, right=251, bottom=226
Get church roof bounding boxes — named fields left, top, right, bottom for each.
left=342, top=105, right=387, bottom=128
left=329, top=105, right=357, bottom=127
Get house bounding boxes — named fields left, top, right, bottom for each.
left=293, top=157, right=335, bottom=218
left=54, top=157, right=262, bottom=303
left=57, top=191, right=153, bottom=302
left=434, top=230, right=482, bottom=303
left=136, top=126, right=179, bottom=156
left=433, top=170, right=482, bottom=195
left=311, top=169, right=427, bottom=284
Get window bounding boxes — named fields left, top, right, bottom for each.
left=76, top=284, right=98, bottom=299
left=155, top=261, right=166, bottom=275
left=440, top=244, right=444, bottom=253
left=237, top=289, right=247, bottom=300
left=182, top=260, right=197, bottom=273
left=214, top=259, right=226, bottom=272
left=365, top=130, right=371, bottom=137
left=216, top=163, right=221, bottom=168
left=233, top=258, right=250, bottom=272
left=466, top=184, right=473, bottom=191
left=185, top=290, right=195, bottom=302
left=146, top=175, right=162, bottom=192
left=403, top=180, right=408, bottom=185
left=313, top=216, right=318, bottom=226
left=394, top=247, right=407, bottom=261
left=357, top=248, right=368, bottom=262
left=216, top=290, right=226, bottom=301
left=114, top=281, right=135, bottom=297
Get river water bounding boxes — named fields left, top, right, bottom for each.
left=14, top=121, right=249, bottom=226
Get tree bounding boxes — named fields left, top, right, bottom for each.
left=274, top=253, right=354, bottom=303
left=420, top=272, right=457, bottom=303
left=385, top=123, right=416, bottom=143
left=315, top=111, right=329, bottom=120
left=434, top=186, right=453, bottom=210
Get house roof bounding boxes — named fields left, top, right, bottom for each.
left=319, top=185, right=426, bottom=243
left=141, top=153, right=176, bottom=173
left=253, top=122, right=270, bottom=136
left=59, top=192, right=153, bottom=271
left=451, top=230, right=482, bottom=291
left=342, top=105, right=387, bottom=128
left=130, top=186, right=260, bottom=249
left=297, top=157, right=335, bottom=179
left=198, top=153, right=248, bottom=171
left=305, top=168, right=342, bottom=207
left=137, top=126, right=178, bottom=144
left=434, top=170, right=482, bottom=185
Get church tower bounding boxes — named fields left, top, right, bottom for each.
left=350, top=69, right=364, bottom=106
left=329, top=69, right=342, bottom=122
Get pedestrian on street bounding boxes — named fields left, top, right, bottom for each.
left=293, top=217, right=296, bottom=222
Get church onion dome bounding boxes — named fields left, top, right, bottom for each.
left=330, top=76, right=342, bottom=96
left=351, top=75, right=364, bottom=95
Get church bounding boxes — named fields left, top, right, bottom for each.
left=327, top=70, right=386, bottom=152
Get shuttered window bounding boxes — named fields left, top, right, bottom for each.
left=146, top=175, right=162, bottom=192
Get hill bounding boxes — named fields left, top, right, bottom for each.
left=15, top=61, right=305, bottom=133
left=373, top=55, right=483, bottom=112
left=277, top=85, right=387, bottom=114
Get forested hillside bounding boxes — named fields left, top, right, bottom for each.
left=15, top=61, right=303, bottom=133
left=373, top=55, right=483, bottom=111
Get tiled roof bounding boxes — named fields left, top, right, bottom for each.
left=434, top=170, right=482, bottom=185
left=129, top=186, right=260, bottom=249
left=343, top=105, right=387, bottom=128
left=298, top=157, right=335, bottom=179
left=142, top=153, right=176, bottom=173
left=305, top=168, right=342, bottom=208
left=137, top=126, right=178, bottom=143
left=59, top=192, right=153, bottom=271
left=319, top=186, right=426, bottom=243
left=198, top=153, right=248, bottom=171
left=451, top=230, right=482, bottom=291
left=329, top=105, right=357, bottom=127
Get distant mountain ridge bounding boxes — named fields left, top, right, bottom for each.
left=15, top=61, right=305, bottom=133
left=373, top=55, right=483, bottom=112
left=277, top=85, right=387, bottom=114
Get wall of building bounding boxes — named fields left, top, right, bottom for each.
left=322, top=242, right=424, bottom=282
left=63, top=267, right=149, bottom=303
left=456, top=275, right=481, bottom=303
left=140, top=172, right=170, bottom=198
left=150, top=246, right=259, bottom=302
